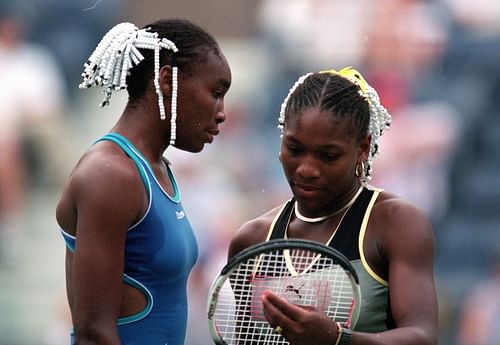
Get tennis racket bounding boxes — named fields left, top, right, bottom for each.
left=207, top=239, right=361, bottom=345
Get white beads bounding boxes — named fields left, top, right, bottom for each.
left=359, top=85, right=391, bottom=183
left=154, top=44, right=165, bottom=121
left=170, top=67, right=178, bottom=145
left=278, top=72, right=313, bottom=133
left=79, top=22, right=180, bottom=145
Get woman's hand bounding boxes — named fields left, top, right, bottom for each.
left=261, top=290, right=339, bottom=345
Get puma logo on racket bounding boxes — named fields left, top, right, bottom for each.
left=249, top=275, right=332, bottom=320
left=285, top=283, right=305, bottom=299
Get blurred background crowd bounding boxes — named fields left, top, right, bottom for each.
left=0, top=0, right=499, bottom=344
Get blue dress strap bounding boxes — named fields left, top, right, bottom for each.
left=95, top=133, right=151, bottom=196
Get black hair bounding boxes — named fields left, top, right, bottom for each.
left=285, top=73, right=370, bottom=142
left=126, top=19, right=220, bottom=100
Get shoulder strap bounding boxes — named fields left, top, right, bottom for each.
left=329, top=187, right=375, bottom=260
left=268, top=199, right=295, bottom=240
left=95, top=133, right=150, bottom=194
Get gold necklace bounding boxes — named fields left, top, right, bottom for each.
left=293, top=186, right=363, bottom=223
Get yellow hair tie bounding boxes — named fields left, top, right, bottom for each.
left=319, top=66, right=369, bottom=94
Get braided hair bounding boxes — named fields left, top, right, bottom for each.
left=126, top=19, right=220, bottom=100
left=79, top=19, right=220, bottom=145
left=278, top=67, right=391, bottom=183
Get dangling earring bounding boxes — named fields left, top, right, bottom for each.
left=355, top=161, right=365, bottom=178
left=278, top=151, right=282, bottom=162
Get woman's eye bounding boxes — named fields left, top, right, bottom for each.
left=322, top=154, right=339, bottom=162
left=286, top=145, right=301, bottom=155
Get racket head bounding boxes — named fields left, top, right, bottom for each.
left=207, top=239, right=361, bottom=345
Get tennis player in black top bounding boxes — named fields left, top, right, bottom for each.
left=228, top=68, right=438, bottom=345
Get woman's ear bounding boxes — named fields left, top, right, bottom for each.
left=359, top=134, right=371, bottom=161
left=159, top=64, right=172, bottom=94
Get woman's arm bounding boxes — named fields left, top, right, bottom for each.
left=260, top=199, right=438, bottom=345
left=61, top=151, right=146, bottom=345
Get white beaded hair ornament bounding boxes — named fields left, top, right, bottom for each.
left=79, top=22, right=180, bottom=145
left=278, top=67, right=391, bottom=184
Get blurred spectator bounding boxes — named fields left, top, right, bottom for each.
left=0, top=4, right=65, bottom=263
left=442, top=0, right=500, bottom=36
left=415, top=2, right=500, bottom=344
left=429, top=0, right=500, bottom=269
left=372, top=103, right=459, bottom=221
left=256, top=0, right=373, bottom=130
left=257, top=0, right=372, bottom=71
left=22, top=0, right=125, bottom=98
left=362, top=0, right=459, bottom=222
left=457, top=254, right=500, bottom=345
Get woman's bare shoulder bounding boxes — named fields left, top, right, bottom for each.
left=374, top=190, right=432, bottom=227
left=370, top=189, right=435, bottom=254
left=57, top=142, right=145, bottom=232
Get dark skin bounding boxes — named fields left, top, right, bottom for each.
left=228, top=108, right=438, bottom=345
left=56, top=50, right=231, bottom=345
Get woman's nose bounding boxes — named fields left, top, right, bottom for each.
left=216, top=109, right=227, bottom=124
left=296, top=156, right=320, bottom=179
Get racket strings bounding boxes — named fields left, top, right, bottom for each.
left=212, top=248, right=356, bottom=344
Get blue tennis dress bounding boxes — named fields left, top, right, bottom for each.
left=60, top=133, right=198, bottom=345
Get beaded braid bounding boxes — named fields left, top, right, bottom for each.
left=362, top=83, right=391, bottom=182
left=79, top=22, right=180, bottom=145
left=278, top=72, right=313, bottom=134
left=278, top=67, right=391, bottom=184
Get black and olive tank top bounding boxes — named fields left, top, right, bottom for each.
left=265, top=185, right=395, bottom=331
